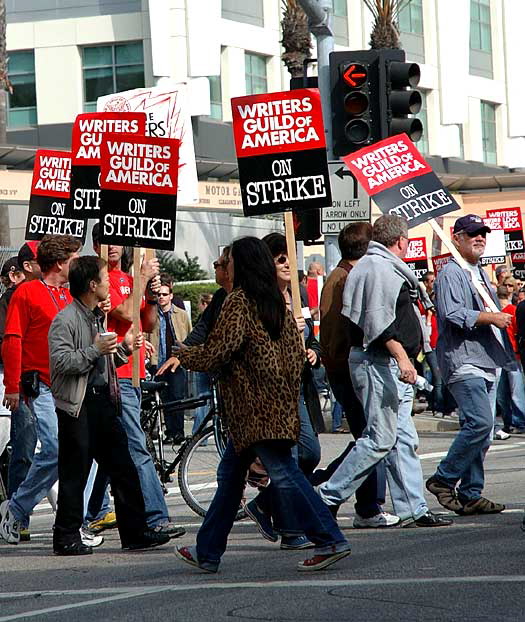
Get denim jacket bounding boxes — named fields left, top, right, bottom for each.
left=434, top=258, right=515, bottom=382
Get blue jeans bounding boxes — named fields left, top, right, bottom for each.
left=10, top=383, right=58, bottom=527
left=497, top=366, right=525, bottom=430
left=118, top=379, right=169, bottom=527
left=195, top=439, right=350, bottom=569
left=7, top=399, right=37, bottom=498
left=319, top=349, right=428, bottom=521
left=191, top=372, right=212, bottom=435
left=331, top=399, right=343, bottom=431
left=435, top=376, right=497, bottom=501
left=291, top=395, right=321, bottom=476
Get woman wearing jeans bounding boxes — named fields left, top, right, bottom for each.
left=174, top=237, right=350, bottom=573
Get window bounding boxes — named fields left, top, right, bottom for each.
left=83, top=41, right=144, bottom=112
left=333, top=0, right=348, bottom=46
left=222, top=0, right=263, bottom=27
left=209, top=75, right=222, bottom=120
left=415, top=90, right=428, bottom=154
left=481, top=101, right=497, bottom=164
left=469, top=0, right=493, bottom=78
left=245, top=53, right=267, bottom=95
left=398, top=0, right=425, bottom=63
left=8, top=50, right=37, bottom=127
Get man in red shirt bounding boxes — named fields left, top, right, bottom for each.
left=91, top=224, right=182, bottom=537
left=0, top=235, right=81, bottom=544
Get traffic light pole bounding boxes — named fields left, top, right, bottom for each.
left=297, top=0, right=341, bottom=272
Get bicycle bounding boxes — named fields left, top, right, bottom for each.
left=140, top=378, right=253, bottom=520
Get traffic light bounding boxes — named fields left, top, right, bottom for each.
left=329, top=49, right=423, bottom=156
left=293, top=209, right=321, bottom=245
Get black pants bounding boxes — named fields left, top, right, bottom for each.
left=54, top=390, right=147, bottom=548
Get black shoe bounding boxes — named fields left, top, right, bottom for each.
left=122, top=529, right=170, bottom=551
left=152, top=522, right=186, bottom=539
left=171, top=435, right=185, bottom=445
left=54, top=541, right=93, bottom=556
left=328, top=503, right=340, bottom=519
left=403, top=511, right=453, bottom=528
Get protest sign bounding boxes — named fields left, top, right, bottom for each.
left=480, top=215, right=506, bottom=266
left=486, top=207, right=524, bottom=253
left=342, top=134, right=460, bottom=228
left=432, top=253, right=452, bottom=274
left=404, top=237, right=429, bottom=278
left=70, top=112, right=146, bottom=219
left=97, top=85, right=198, bottom=205
left=98, top=134, right=179, bottom=251
left=231, top=89, right=332, bottom=217
left=511, top=252, right=525, bottom=279
left=25, top=150, right=85, bottom=241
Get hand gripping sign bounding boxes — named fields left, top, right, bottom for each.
left=98, top=134, right=180, bottom=251
left=70, top=112, right=147, bottom=219
left=25, top=150, right=86, bottom=241
left=231, top=89, right=332, bottom=217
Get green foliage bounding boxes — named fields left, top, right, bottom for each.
left=172, top=282, right=218, bottom=324
left=158, top=251, right=208, bottom=282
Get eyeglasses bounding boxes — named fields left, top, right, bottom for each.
left=213, top=261, right=226, bottom=269
left=275, top=255, right=288, bottom=264
left=459, top=230, right=487, bottom=238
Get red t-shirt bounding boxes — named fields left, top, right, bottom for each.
left=502, top=303, right=518, bottom=356
left=306, top=277, right=319, bottom=310
left=107, top=268, right=146, bottom=379
left=2, top=279, right=71, bottom=393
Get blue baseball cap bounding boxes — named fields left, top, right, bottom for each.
left=453, top=214, right=491, bottom=235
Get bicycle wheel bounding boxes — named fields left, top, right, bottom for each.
left=178, top=427, right=256, bottom=520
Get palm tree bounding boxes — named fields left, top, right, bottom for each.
left=280, top=0, right=312, bottom=78
left=363, top=0, right=411, bottom=49
left=0, top=0, right=10, bottom=246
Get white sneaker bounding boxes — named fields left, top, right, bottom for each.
left=494, top=429, right=511, bottom=440
left=80, top=527, right=104, bottom=548
left=353, top=512, right=401, bottom=529
left=0, top=500, right=21, bottom=544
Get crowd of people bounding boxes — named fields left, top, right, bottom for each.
left=0, top=211, right=519, bottom=573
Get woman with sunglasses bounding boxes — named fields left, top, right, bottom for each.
left=241, top=232, right=324, bottom=550
left=174, top=236, right=350, bottom=573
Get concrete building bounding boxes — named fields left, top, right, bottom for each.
left=3, top=0, right=525, bottom=269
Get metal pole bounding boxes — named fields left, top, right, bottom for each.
left=297, top=0, right=340, bottom=273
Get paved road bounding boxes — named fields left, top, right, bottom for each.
left=1, top=427, right=525, bottom=622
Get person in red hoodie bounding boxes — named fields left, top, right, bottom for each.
left=0, top=235, right=81, bottom=544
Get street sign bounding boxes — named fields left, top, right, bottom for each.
left=321, top=160, right=371, bottom=234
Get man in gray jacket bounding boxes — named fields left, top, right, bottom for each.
left=49, top=256, right=181, bottom=555
left=426, top=214, right=515, bottom=515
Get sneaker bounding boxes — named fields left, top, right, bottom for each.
left=174, top=545, right=218, bottom=573
left=297, top=548, right=351, bottom=571
left=152, top=522, right=186, bottom=539
left=494, top=429, right=511, bottom=440
left=19, top=528, right=30, bottom=542
left=402, top=511, right=453, bottom=528
left=456, top=496, right=505, bottom=516
left=353, top=512, right=400, bottom=529
left=88, top=511, right=117, bottom=534
left=80, top=527, right=104, bottom=548
left=280, top=535, right=314, bottom=550
left=0, top=500, right=21, bottom=544
left=122, top=529, right=170, bottom=551
left=425, top=476, right=463, bottom=512
left=54, top=541, right=93, bottom=556
left=243, top=500, right=278, bottom=542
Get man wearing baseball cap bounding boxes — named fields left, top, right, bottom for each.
left=426, top=214, right=516, bottom=515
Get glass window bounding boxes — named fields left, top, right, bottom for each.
left=82, top=41, right=144, bottom=112
left=245, top=52, right=267, bottom=95
left=209, top=75, right=222, bottom=120
left=8, top=50, right=37, bottom=128
left=333, top=0, right=347, bottom=16
left=398, top=0, right=423, bottom=34
left=470, top=0, right=492, bottom=52
left=481, top=101, right=497, bottom=164
left=415, top=90, right=428, bottom=154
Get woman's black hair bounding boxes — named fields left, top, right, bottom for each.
left=231, top=237, right=285, bottom=340
left=262, top=232, right=287, bottom=258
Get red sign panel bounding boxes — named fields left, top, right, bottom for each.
left=405, top=237, right=427, bottom=261
left=432, top=253, right=452, bottom=273
left=31, top=150, right=71, bottom=198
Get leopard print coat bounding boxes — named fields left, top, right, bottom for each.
left=178, top=287, right=304, bottom=453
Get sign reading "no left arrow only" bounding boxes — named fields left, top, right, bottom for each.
left=321, top=160, right=371, bottom=234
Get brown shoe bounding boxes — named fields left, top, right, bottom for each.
left=425, top=476, right=463, bottom=513
left=456, top=497, right=505, bottom=516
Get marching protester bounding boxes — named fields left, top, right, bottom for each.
left=315, top=222, right=398, bottom=528
left=175, top=236, right=351, bottom=572
left=317, top=215, right=452, bottom=528
left=49, top=256, right=173, bottom=555
left=426, top=214, right=515, bottom=515
left=90, top=224, right=184, bottom=539
left=0, top=235, right=81, bottom=544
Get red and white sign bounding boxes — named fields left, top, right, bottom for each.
left=405, top=237, right=427, bottom=261
left=432, top=253, right=452, bottom=273
left=486, top=207, right=524, bottom=253
left=31, top=150, right=71, bottom=198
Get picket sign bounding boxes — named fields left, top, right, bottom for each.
left=428, top=219, right=499, bottom=312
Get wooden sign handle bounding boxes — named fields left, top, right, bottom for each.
left=284, top=211, right=306, bottom=348
left=100, top=244, right=108, bottom=262
left=429, top=218, right=499, bottom=312
left=132, top=247, right=142, bottom=388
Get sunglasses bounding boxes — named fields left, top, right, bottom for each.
left=275, top=255, right=288, bottom=264
left=213, top=261, right=226, bottom=269
left=459, top=230, right=487, bottom=238
left=158, top=292, right=171, bottom=297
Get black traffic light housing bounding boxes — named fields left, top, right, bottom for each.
left=292, top=209, right=321, bottom=245
left=330, top=49, right=423, bottom=156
